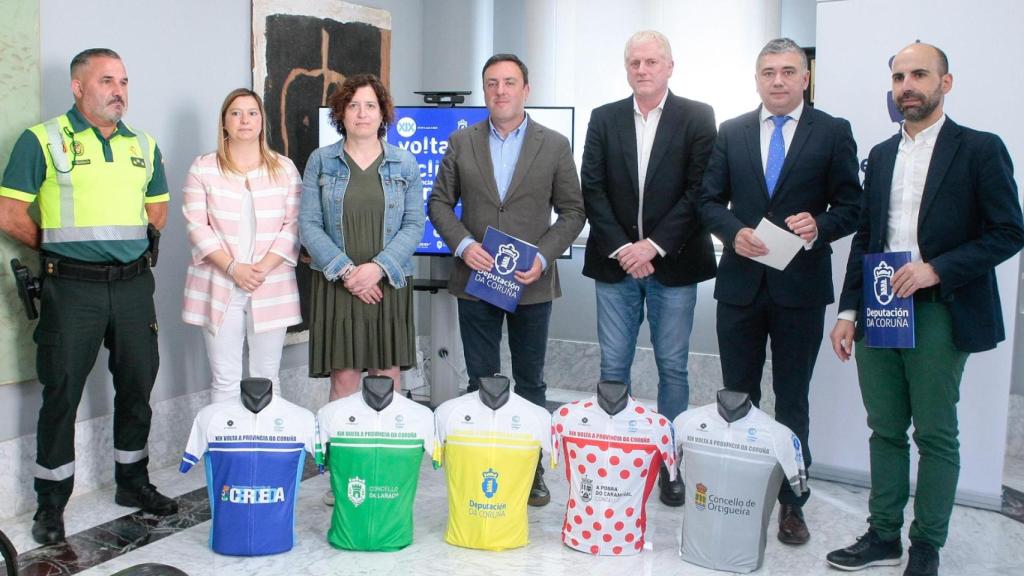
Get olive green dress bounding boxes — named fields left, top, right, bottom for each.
left=309, top=152, right=416, bottom=377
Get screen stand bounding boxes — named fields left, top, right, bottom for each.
left=424, top=257, right=463, bottom=407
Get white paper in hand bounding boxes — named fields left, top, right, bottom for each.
left=750, top=218, right=806, bottom=271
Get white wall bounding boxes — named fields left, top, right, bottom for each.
left=812, top=0, right=1023, bottom=509
left=541, top=0, right=781, bottom=174
left=780, top=0, right=816, bottom=46
left=421, top=0, right=492, bottom=104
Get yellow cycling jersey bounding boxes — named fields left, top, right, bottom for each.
left=433, top=392, right=551, bottom=551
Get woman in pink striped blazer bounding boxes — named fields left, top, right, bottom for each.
left=181, top=88, right=302, bottom=403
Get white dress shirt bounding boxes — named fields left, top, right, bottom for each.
left=838, top=115, right=946, bottom=322
left=758, top=102, right=817, bottom=250
left=759, top=102, right=804, bottom=173
left=610, top=91, right=669, bottom=260
left=886, top=115, right=945, bottom=261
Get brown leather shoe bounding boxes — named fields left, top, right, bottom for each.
left=777, top=503, right=810, bottom=545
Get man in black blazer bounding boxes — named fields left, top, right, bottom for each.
left=699, top=38, right=861, bottom=544
left=581, top=30, right=717, bottom=507
left=826, top=43, right=1024, bottom=576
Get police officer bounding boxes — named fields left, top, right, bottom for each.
left=0, top=48, right=177, bottom=546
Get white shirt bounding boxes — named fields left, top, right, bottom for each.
left=233, top=173, right=258, bottom=299
left=237, top=172, right=258, bottom=265
left=609, top=91, right=669, bottom=259
left=759, top=102, right=817, bottom=250
left=759, top=102, right=804, bottom=173
left=838, top=115, right=946, bottom=323
left=887, top=115, right=946, bottom=261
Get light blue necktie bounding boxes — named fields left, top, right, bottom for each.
left=764, top=115, right=790, bottom=197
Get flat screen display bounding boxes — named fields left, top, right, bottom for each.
left=318, top=106, right=575, bottom=256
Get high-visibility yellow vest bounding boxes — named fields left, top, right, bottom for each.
left=28, top=113, right=156, bottom=260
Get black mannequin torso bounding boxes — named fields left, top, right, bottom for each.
left=478, top=375, right=510, bottom=410
left=240, top=377, right=273, bottom=414
left=362, top=376, right=395, bottom=412
left=596, top=380, right=628, bottom=416
left=716, top=389, right=753, bottom=423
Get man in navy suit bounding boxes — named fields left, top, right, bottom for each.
left=580, top=30, right=717, bottom=506
left=699, top=38, right=862, bottom=544
left=826, top=43, right=1024, bottom=576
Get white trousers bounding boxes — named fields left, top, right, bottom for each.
left=203, top=289, right=287, bottom=404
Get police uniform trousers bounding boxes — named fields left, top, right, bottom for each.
left=34, top=262, right=159, bottom=508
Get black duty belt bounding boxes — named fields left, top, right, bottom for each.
left=42, top=254, right=150, bottom=282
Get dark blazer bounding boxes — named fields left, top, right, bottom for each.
left=581, top=92, right=718, bottom=286
left=427, top=117, right=586, bottom=305
left=838, top=117, right=1024, bottom=353
left=699, top=105, right=862, bottom=307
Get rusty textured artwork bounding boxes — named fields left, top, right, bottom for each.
left=254, top=7, right=391, bottom=173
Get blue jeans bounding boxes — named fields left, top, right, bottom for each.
left=595, top=277, right=697, bottom=422
left=457, top=298, right=552, bottom=409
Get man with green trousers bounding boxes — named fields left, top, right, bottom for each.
left=827, top=42, right=1024, bottom=576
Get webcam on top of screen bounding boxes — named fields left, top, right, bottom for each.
left=415, top=91, right=471, bottom=107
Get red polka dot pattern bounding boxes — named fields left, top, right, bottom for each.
left=552, top=397, right=676, bottom=556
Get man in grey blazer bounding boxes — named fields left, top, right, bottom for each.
left=428, top=54, right=586, bottom=506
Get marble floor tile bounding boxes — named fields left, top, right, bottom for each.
left=4, top=398, right=1023, bottom=576
left=0, top=459, right=208, bottom=560
left=30, top=459, right=1021, bottom=576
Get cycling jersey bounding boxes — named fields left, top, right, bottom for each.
left=433, top=391, right=551, bottom=551
left=551, top=396, right=675, bottom=556
left=180, top=397, right=319, bottom=556
left=317, top=393, right=434, bottom=551
left=673, top=403, right=806, bottom=573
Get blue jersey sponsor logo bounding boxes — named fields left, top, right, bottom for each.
left=220, top=484, right=287, bottom=504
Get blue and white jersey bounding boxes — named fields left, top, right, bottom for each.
left=180, top=397, right=320, bottom=556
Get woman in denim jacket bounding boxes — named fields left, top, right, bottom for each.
left=299, top=74, right=424, bottom=405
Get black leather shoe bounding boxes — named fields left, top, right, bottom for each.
left=827, top=529, right=902, bottom=570
left=904, top=541, right=939, bottom=576
left=115, top=483, right=178, bottom=516
left=32, top=506, right=66, bottom=545
left=777, top=503, right=810, bottom=545
left=658, top=463, right=685, bottom=507
left=528, top=463, right=550, bottom=507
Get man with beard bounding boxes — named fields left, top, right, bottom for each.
left=826, top=43, right=1024, bottom=576
left=0, top=48, right=177, bottom=546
